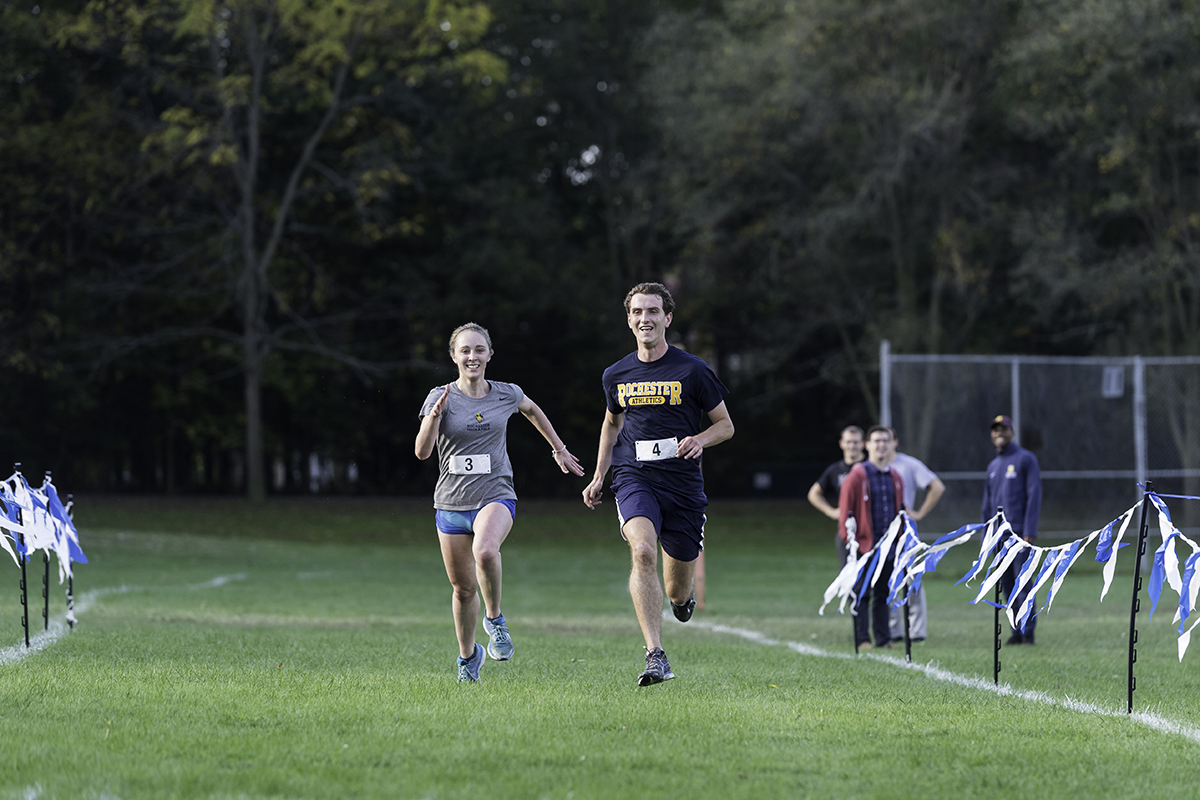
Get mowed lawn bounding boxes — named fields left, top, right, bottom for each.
left=2, top=496, right=1199, bottom=799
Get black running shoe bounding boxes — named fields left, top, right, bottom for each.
left=637, top=647, right=675, bottom=686
left=671, top=594, right=697, bottom=623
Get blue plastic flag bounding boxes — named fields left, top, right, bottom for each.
left=1180, top=552, right=1200, bottom=634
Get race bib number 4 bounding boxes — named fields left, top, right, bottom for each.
left=635, top=437, right=678, bottom=462
left=449, top=454, right=491, bottom=475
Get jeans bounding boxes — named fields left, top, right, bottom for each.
left=1001, top=546, right=1037, bottom=635
left=853, top=551, right=894, bottom=647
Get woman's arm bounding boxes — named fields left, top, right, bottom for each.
left=414, top=385, right=450, bottom=460
left=518, top=395, right=584, bottom=476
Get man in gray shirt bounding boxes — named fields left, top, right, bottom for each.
left=886, top=432, right=945, bottom=642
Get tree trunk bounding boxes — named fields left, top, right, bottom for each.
left=244, top=343, right=265, bottom=503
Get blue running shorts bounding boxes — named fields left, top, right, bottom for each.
left=436, top=499, right=517, bottom=535
left=612, top=473, right=706, bottom=562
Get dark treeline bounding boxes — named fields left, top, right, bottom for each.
left=2, top=0, right=1198, bottom=498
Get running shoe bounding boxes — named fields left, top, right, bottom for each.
left=457, top=642, right=485, bottom=683
left=483, top=613, right=514, bottom=661
left=671, top=594, right=696, bottom=623
left=637, top=647, right=675, bottom=686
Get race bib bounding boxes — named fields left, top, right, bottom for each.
left=449, top=454, right=491, bottom=475
left=635, top=437, right=678, bottom=462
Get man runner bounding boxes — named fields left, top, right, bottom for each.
left=582, top=282, right=734, bottom=686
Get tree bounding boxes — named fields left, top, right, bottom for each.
left=1001, top=0, right=1200, bottom=510
left=58, top=0, right=507, bottom=500
left=638, top=0, right=1021, bottom=463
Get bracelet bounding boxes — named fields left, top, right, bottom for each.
left=552, top=445, right=567, bottom=455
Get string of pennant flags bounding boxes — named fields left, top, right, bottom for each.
left=0, top=469, right=86, bottom=642
left=0, top=471, right=87, bottom=579
left=820, top=489, right=1200, bottom=662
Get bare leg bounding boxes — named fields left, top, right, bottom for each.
left=472, top=502, right=514, bottom=620
left=663, top=549, right=698, bottom=609
left=439, top=532, right=480, bottom=660
left=693, top=551, right=706, bottom=611
left=624, top=516, right=664, bottom=650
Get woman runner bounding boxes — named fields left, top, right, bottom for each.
left=415, top=322, right=584, bottom=682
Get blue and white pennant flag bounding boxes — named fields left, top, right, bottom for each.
left=0, top=472, right=86, bottom=582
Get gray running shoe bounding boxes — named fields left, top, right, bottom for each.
left=457, top=642, right=485, bottom=683
left=483, top=613, right=514, bottom=661
left=637, top=647, right=675, bottom=686
left=671, top=594, right=696, bottom=623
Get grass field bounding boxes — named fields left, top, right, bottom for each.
left=2, top=496, right=1199, bottom=799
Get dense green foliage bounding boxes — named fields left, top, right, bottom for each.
left=3, top=503, right=1200, bottom=797
left=2, top=0, right=1199, bottom=496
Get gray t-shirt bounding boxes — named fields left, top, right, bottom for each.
left=890, top=452, right=938, bottom=510
left=420, top=381, right=525, bottom=511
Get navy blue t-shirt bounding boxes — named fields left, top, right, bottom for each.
left=602, top=346, right=729, bottom=494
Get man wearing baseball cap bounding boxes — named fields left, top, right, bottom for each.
left=981, top=415, right=1043, bottom=644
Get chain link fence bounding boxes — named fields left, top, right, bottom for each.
left=881, top=343, right=1200, bottom=537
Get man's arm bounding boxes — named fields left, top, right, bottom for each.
left=909, top=478, right=946, bottom=522
left=837, top=468, right=860, bottom=549
left=582, top=410, right=624, bottom=509
left=677, top=401, right=734, bottom=459
left=1023, top=455, right=1042, bottom=541
left=808, top=481, right=839, bottom=521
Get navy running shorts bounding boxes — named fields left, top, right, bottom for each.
left=435, top=499, right=517, bottom=535
left=613, top=473, right=706, bottom=562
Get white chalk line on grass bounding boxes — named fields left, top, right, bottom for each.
left=679, top=617, right=1200, bottom=746
left=0, top=573, right=248, bottom=666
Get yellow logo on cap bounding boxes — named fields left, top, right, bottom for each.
left=995, top=415, right=1005, bottom=424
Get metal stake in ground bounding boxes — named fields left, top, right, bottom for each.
left=994, top=506, right=1003, bottom=686
left=42, top=552, right=49, bottom=631
left=15, top=463, right=29, bottom=648
left=42, top=471, right=50, bottom=631
left=1127, top=480, right=1153, bottom=714
left=66, top=493, right=75, bottom=631
left=900, top=509, right=913, bottom=663
left=852, top=555, right=866, bottom=655
left=903, top=595, right=912, bottom=663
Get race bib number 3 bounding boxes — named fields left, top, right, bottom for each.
left=449, top=454, right=491, bottom=475
left=635, top=437, right=678, bottom=462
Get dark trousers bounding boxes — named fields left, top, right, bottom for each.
left=853, top=551, right=894, bottom=647
left=1001, top=546, right=1037, bottom=635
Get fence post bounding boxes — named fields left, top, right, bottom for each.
left=1010, top=361, right=1021, bottom=446
left=1128, top=481, right=1153, bottom=714
left=880, top=339, right=892, bottom=427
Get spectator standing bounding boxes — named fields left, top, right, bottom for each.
left=807, top=426, right=866, bottom=567
left=981, top=415, right=1043, bottom=645
left=838, top=425, right=905, bottom=650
